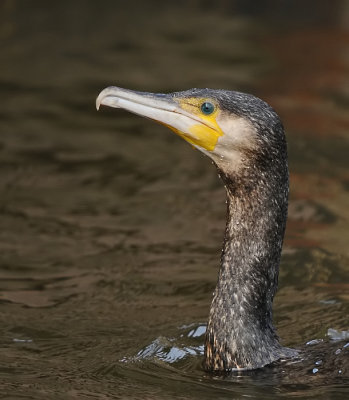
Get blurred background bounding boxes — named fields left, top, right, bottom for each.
left=0, top=0, right=348, bottom=399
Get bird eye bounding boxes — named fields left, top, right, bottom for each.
left=200, top=102, right=215, bottom=115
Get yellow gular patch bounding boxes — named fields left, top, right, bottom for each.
left=174, top=97, right=224, bottom=151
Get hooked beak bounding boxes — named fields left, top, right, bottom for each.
left=96, top=86, right=222, bottom=152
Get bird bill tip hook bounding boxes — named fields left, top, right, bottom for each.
left=96, top=92, right=104, bottom=111
left=96, top=87, right=124, bottom=111
left=96, top=87, right=113, bottom=111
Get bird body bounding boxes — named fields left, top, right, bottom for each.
left=96, top=86, right=298, bottom=371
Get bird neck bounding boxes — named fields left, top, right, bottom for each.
left=204, top=162, right=289, bottom=371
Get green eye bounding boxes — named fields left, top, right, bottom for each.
left=200, top=102, right=215, bottom=115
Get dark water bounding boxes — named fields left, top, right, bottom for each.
left=1, top=1, right=348, bottom=398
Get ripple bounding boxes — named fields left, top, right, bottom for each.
left=327, top=328, right=349, bottom=341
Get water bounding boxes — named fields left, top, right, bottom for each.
left=1, top=1, right=348, bottom=398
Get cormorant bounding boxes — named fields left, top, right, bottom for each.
left=96, top=86, right=299, bottom=371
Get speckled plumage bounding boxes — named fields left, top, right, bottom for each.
left=184, top=90, right=299, bottom=371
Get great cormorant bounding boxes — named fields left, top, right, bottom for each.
left=96, top=86, right=299, bottom=371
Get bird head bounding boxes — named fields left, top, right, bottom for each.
left=96, top=87, right=284, bottom=176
